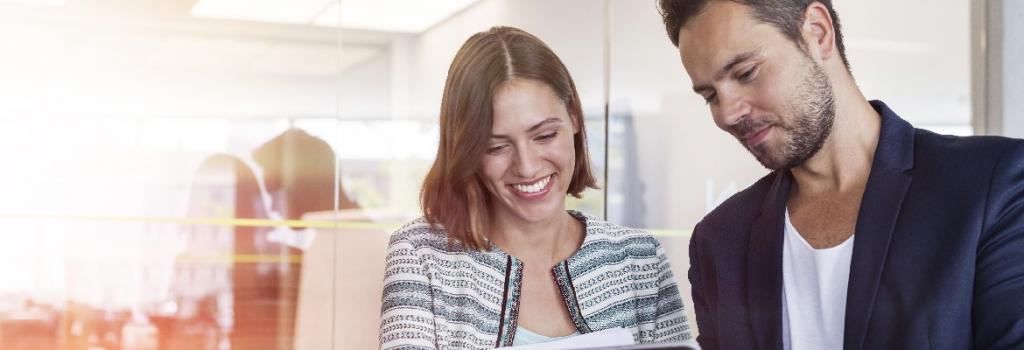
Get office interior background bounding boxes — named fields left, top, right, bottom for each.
left=0, top=0, right=1020, bottom=348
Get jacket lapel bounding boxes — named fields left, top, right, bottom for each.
left=747, top=171, right=791, bottom=350
left=843, top=100, right=915, bottom=349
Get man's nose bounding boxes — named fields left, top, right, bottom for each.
left=714, top=91, right=752, bottom=128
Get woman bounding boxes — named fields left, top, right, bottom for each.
left=379, top=26, right=692, bottom=349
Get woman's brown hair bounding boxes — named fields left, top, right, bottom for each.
left=420, top=26, right=598, bottom=250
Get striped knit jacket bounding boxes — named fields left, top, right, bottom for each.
left=379, top=210, right=693, bottom=349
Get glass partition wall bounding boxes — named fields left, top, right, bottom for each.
left=0, top=0, right=970, bottom=349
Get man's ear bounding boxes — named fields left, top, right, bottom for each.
left=801, top=1, right=838, bottom=62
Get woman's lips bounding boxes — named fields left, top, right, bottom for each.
left=509, top=174, right=553, bottom=200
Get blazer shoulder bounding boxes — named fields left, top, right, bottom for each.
left=915, top=129, right=1024, bottom=164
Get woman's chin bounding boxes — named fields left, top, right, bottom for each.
left=510, top=201, right=565, bottom=224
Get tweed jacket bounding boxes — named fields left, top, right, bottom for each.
left=379, top=210, right=693, bottom=349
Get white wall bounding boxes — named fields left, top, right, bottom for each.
left=406, top=0, right=607, bottom=120
left=998, top=0, right=1024, bottom=138
left=838, top=0, right=971, bottom=134
left=337, top=48, right=391, bottom=118
left=607, top=0, right=769, bottom=231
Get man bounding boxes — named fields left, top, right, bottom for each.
left=658, top=0, right=1024, bottom=349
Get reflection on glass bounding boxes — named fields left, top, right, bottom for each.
left=157, top=155, right=247, bottom=349
left=254, top=129, right=360, bottom=221
left=0, top=0, right=613, bottom=348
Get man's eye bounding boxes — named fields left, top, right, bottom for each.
left=738, top=67, right=757, bottom=82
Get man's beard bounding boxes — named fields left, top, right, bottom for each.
left=735, top=58, right=836, bottom=170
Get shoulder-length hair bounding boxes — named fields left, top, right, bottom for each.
left=420, top=26, right=598, bottom=251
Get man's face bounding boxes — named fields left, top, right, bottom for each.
left=678, top=1, right=836, bottom=170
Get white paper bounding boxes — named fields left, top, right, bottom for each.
left=501, top=327, right=636, bottom=350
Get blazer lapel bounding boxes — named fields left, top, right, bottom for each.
left=747, top=171, right=791, bottom=350
left=843, top=100, right=916, bottom=349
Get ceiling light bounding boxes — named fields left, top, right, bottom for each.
left=0, top=0, right=65, bottom=6
left=315, top=0, right=479, bottom=33
left=191, top=0, right=480, bottom=33
left=191, top=0, right=333, bottom=25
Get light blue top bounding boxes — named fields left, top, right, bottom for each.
left=511, top=326, right=579, bottom=346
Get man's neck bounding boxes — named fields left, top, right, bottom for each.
left=792, top=92, right=880, bottom=194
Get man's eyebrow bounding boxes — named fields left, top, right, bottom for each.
left=692, top=50, right=759, bottom=94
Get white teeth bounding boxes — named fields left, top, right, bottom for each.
left=512, top=175, right=550, bottom=194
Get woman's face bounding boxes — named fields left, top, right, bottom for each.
left=480, top=78, right=579, bottom=226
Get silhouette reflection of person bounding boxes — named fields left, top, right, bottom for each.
left=170, top=154, right=297, bottom=350
left=254, top=129, right=382, bottom=349
left=253, top=128, right=360, bottom=223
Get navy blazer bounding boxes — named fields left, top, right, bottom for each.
left=689, top=101, right=1024, bottom=349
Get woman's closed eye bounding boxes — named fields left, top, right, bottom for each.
left=535, top=131, right=558, bottom=142
left=487, top=144, right=509, bottom=155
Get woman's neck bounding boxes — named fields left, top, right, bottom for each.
left=488, top=210, right=584, bottom=268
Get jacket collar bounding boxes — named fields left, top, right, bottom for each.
left=745, top=100, right=915, bottom=350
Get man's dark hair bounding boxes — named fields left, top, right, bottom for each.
left=659, top=0, right=850, bottom=72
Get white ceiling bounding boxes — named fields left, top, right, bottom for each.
left=0, top=0, right=972, bottom=126
left=191, top=0, right=481, bottom=33
left=0, top=1, right=397, bottom=119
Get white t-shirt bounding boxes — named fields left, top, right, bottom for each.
left=781, top=210, right=854, bottom=350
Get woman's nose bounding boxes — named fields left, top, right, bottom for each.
left=511, top=145, right=542, bottom=179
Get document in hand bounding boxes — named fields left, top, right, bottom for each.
left=501, top=327, right=634, bottom=350
left=500, top=327, right=700, bottom=350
